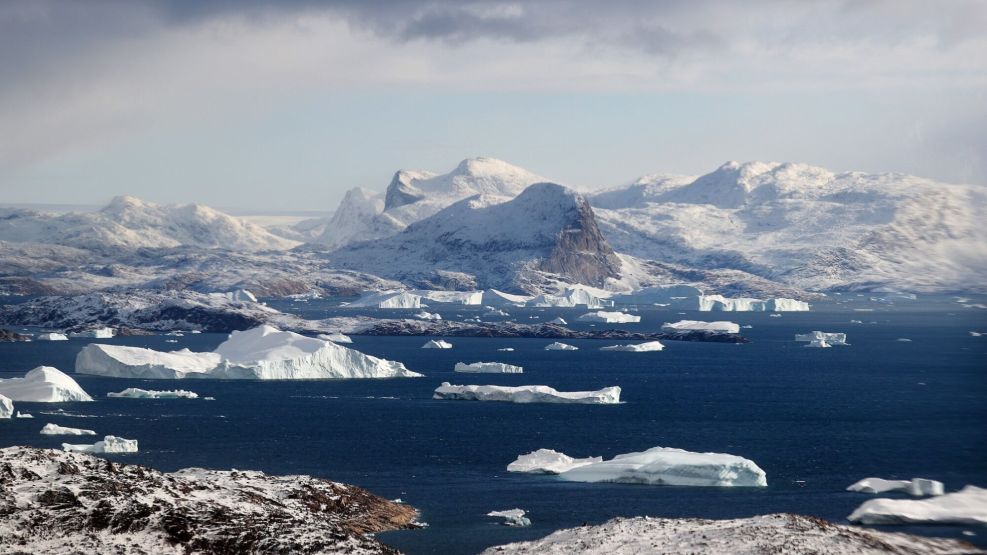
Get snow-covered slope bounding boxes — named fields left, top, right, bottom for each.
left=328, top=183, right=622, bottom=292
left=0, top=196, right=298, bottom=251
left=591, top=161, right=987, bottom=292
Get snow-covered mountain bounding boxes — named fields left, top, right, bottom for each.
left=0, top=195, right=298, bottom=251
left=307, top=157, right=548, bottom=248
left=328, top=182, right=622, bottom=292
left=590, top=161, right=987, bottom=292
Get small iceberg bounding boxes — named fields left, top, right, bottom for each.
left=577, top=311, right=641, bottom=324
left=15, top=412, right=33, bottom=418
left=487, top=509, right=531, bottom=527
left=848, top=485, right=987, bottom=526
left=69, top=327, right=116, bottom=339
left=795, top=331, right=848, bottom=346
left=559, top=446, right=767, bottom=487
left=661, top=320, right=739, bottom=334
left=544, top=342, right=578, bottom=351
left=40, top=423, right=97, bottom=436
left=434, top=383, right=620, bottom=404
left=0, top=366, right=93, bottom=402
left=63, top=435, right=138, bottom=454
left=600, top=341, right=664, bottom=352
left=107, top=388, right=200, bottom=399
left=318, top=332, right=353, bottom=344
left=413, top=311, right=442, bottom=320
left=507, top=449, right=602, bottom=474
left=36, top=332, right=68, bottom=341
left=549, top=317, right=567, bottom=325
left=422, top=339, right=453, bottom=349
left=497, top=347, right=515, bottom=352
left=349, top=290, right=422, bottom=309
left=454, top=362, right=523, bottom=374
left=847, top=477, right=944, bottom=497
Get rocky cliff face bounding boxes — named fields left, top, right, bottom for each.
left=538, top=191, right=621, bottom=286
left=0, top=446, right=419, bottom=554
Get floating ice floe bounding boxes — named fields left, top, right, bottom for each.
left=76, top=325, right=421, bottom=380
left=40, top=423, right=97, bottom=436
left=69, top=327, right=115, bottom=339
left=318, top=332, right=353, bottom=344
left=969, top=331, right=983, bottom=337
left=507, top=449, right=603, bottom=474
left=600, top=341, right=664, bottom=352
left=848, top=485, right=987, bottom=526
left=847, top=477, right=944, bottom=497
left=497, top=347, right=515, bottom=352
left=36, top=332, right=68, bottom=341
left=434, top=383, right=620, bottom=404
left=544, top=342, right=578, bottom=351
left=896, top=338, right=912, bottom=342
left=769, top=313, right=783, bottom=318
left=559, top=446, right=767, bottom=487
left=795, top=331, right=848, bottom=346
left=63, top=435, right=138, bottom=454
left=487, top=509, right=531, bottom=527
left=549, top=317, right=567, bottom=325
left=0, top=394, right=12, bottom=419
left=454, top=362, right=523, bottom=374
left=107, top=388, right=199, bottom=399
left=661, top=320, right=740, bottom=334
left=15, top=412, right=33, bottom=418
left=577, top=311, right=641, bottom=324
left=422, top=339, right=453, bottom=349
left=0, top=366, right=93, bottom=402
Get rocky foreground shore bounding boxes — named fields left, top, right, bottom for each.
left=0, top=447, right=418, bottom=554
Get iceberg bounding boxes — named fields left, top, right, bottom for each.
left=497, top=347, right=515, bottom=352
left=76, top=325, right=421, bottom=380
left=434, top=382, right=620, bottom=404
left=413, top=311, right=442, bottom=320
left=410, top=290, right=483, bottom=306
left=559, top=446, right=767, bottom=487
left=549, top=317, right=567, bottom=325
left=40, top=423, right=97, bottom=436
left=544, top=342, right=578, bottom=351
left=805, top=338, right=831, bottom=348
left=0, top=366, right=93, bottom=402
left=62, top=435, right=138, bottom=454
left=348, top=290, right=422, bottom=309
left=612, top=285, right=704, bottom=305
left=577, top=311, right=641, bottom=324
left=0, top=394, right=12, bottom=419
left=454, top=362, right=523, bottom=374
left=661, top=320, right=739, bottom=334
left=527, top=289, right=612, bottom=309
left=795, top=331, right=848, bottom=345
left=107, top=388, right=199, bottom=399
left=69, top=327, right=115, bottom=338
left=848, top=485, right=987, bottom=526
left=16, top=412, right=33, bottom=418
left=422, top=339, right=453, bottom=349
left=695, top=295, right=810, bottom=312
left=507, top=449, right=603, bottom=474
left=487, top=509, right=531, bottom=527
left=481, top=289, right=532, bottom=307
left=847, top=477, right=944, bottom=497
left=36, top=332, right=68, bottom=341
left=600, top=341, right=664, bottom=352
left=317, top=332, right=353, bottom=343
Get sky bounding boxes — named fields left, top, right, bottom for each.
left=0, top=0, right=985, bottom=212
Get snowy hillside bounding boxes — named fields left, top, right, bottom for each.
left=307, top=157, right=548, bottom=248
left=591, top=161, right=987, bottom=292
left=0, top=195, right=298, bottom=251
left=328, top=182, right=622, bottom=292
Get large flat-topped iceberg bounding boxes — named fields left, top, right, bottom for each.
left=577, top=311, right=641, bottom=324
left=600, top=341, right=664, bottom=352
left=454, top=362, right=523, bottom=374
left=410, top=290, right=483, bottom=305
left=434, top=383, right=621, bottom=404
left=662, top=320, right=739, bottom=334
left=63, top=435, right=138, bottom=454
left=348, top=290, right=422, bottom=309
left=69, top=327, right=115, bottom=338
left=612, top=285, right=704, bottom=305
left=559, top=446, right=767, bottom=487
left=528, top=289, right=613, bottom=309
left=795, top=331, right=848, bottom=345
left=507, top=449, right=603, bottom=474
left=76, top=325, right=421, bottom=380
left=848, top=485, right=987, bottom=526
left=107, top=388, right=200, bottom=399
left=695, top=295, right=809, bottom=312
left=847, top=477, right=944, bottom=497
left=0, top=366, right=93, bottom=402
left=41, top=423, right=97, bottom=436
left=37, top=332, right=68, bottom=341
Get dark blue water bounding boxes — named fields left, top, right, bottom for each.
left=1, top=295, right=986, bottom=553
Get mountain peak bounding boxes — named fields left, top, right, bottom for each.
left=102, top=195, right=148, bottom=213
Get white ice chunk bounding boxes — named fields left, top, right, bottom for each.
left=107, top=388, right=199, bottom=399
left=348, top=290, right=423, bottom=309
left=63, top=435, right=138, bottom=454
left=0, top=394, right=11, bottom=419
left=318, top=332, right=353, bottom=343
left=15, top=412, right=33, bottom=418
left=577, top=311, right=641, bottom=324
left=848, top=477, right=945, bottom=497
left=487, top=509, right=531, bottom=527
left=805, top=338, right=831, bottom=348
left=544, top=342, right=578, bottom=351
left=454, top=362, right=523, bottom=374
left=41, top=423, right=97, bottom=435
left=481, top=289, right=532, bottom=307
left=507, top=449, right=603, bottom=474
left=549, top=317, right=567, bottom=325
left=559, top=446, right=767, bottom=487
left=413, top=311, right=442, bottom=320
left=795, top=331, right=848, bottom=345
left=600, top=341, right=664, bottom=352
left=0, top=366, right=93, bottom=402
left=497, top=348, right=515, bottom=352
left=483, top=309, right=510, bottom=317
left=661, top=320, right=740, bottom=334
left=848, top=485, right=987, bottom=525
left=36, top=332, right=68, bottom=341
left=69, top=327, right=115, bottom=338
left=434, top=382, right=620, bottom=404
left=422, top=339, right=453, bottom=349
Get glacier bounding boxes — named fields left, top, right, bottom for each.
left=559, top=446, right=767, bottom=487
left=577, top=311, right=641, bottom=324
left=507, top=449, right=603, bottom=474
left=661, top=320, right=740, bottom=334
left=454, top=362, right=523, bottom=374
left=847, top=477, right=944, bottom=497
left=76, top=325, right=421, bottom=380
left=433, top=383, right=621, bottom=404
left=848, top=485, right=987, bottom=526
left=0, top=366, right=93, bottom=402
left=40, top=423, right=97, bottom=436
left=62, top=435, right=138, bottom=454
left=600, top=341, right=664, bottom=352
